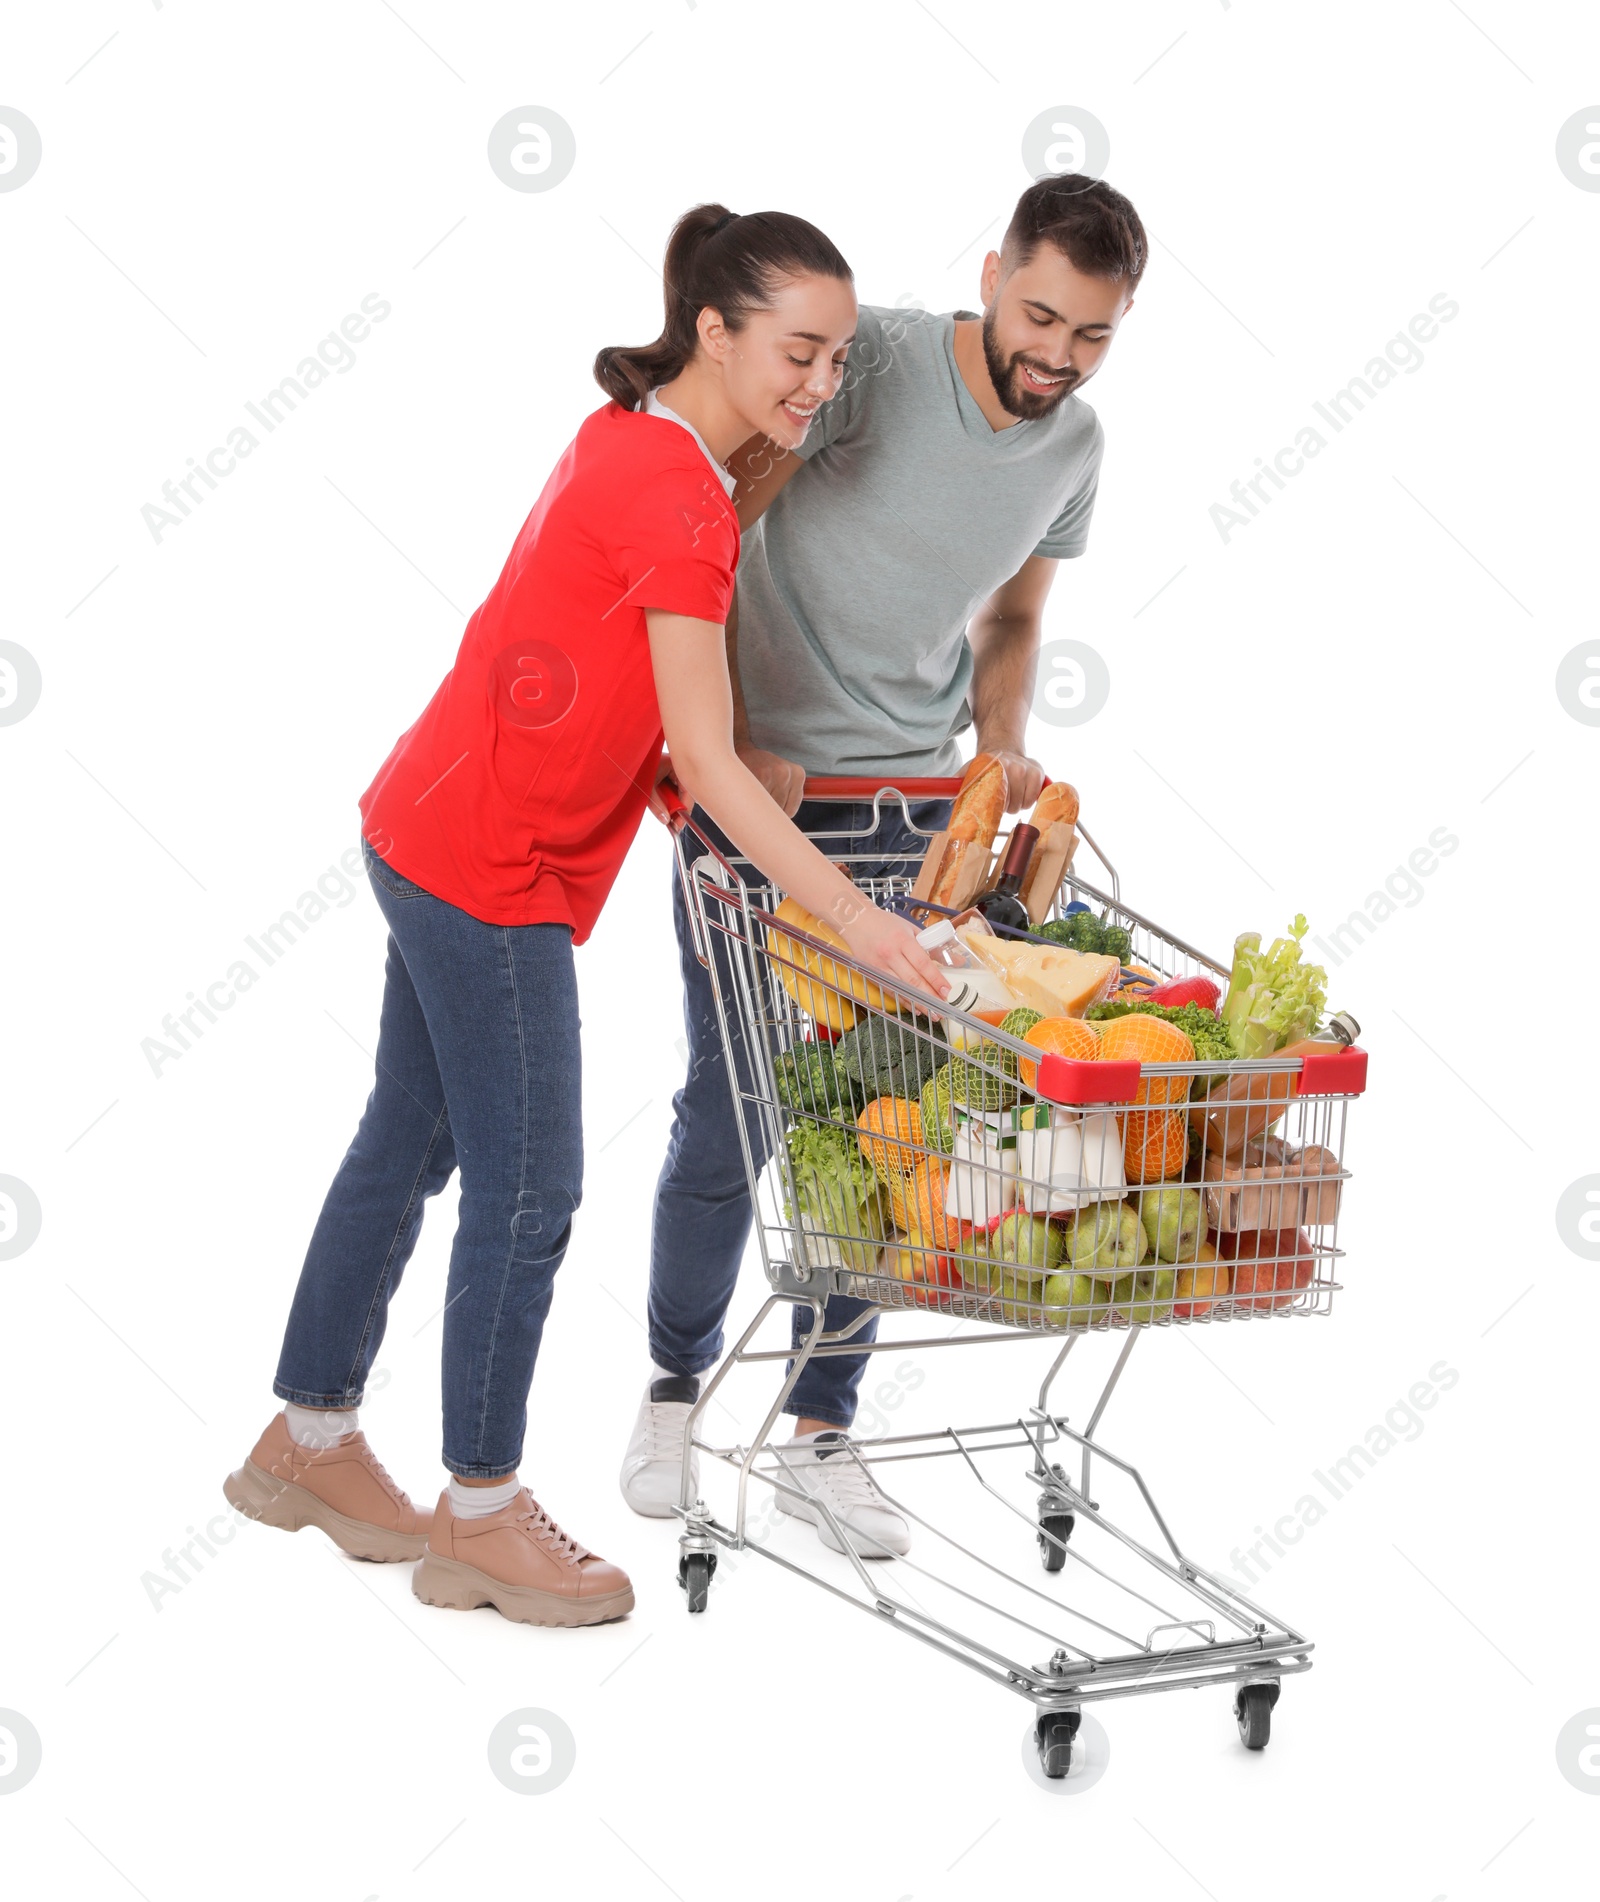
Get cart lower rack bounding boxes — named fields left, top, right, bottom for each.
left=666, top=777, right=1366, bottom=1778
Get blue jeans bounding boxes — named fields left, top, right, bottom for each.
left=273, top=842, right=583, bottom=1478
left=648, top=797, right=950, bottom=1428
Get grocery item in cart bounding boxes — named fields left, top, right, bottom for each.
left=1012, top=1105, right=1127, bottom=1214
left=766, top=896, right=900, bottom=1034
left=971, top=823, right=1039, bottom=931
left=1201, top=1137, right=1343, bottom=1234
left=944, top=1105, right=1019, bottom=1224
left=1221, top=1227, right=1317, bottom=1310
left=1189, top=1022, right=1357, bottom=1161
left=915, top=753, right=1008, bottom=910
left=782, top=1120, right=885, bottom=1272
left=1016, top=1015, right=1100, bottom=1088
left=956, top=926, right=1120, bottom=1017
left=835, top=1014, right=946, bottom=1105
left=915, top=918, right=1023, bottom=1033
left=1019, top=783, right=1080, bottom=923
left=1135, top=1183, right=1207, bottom=1263
left=1219, top=915, right=1329, bottom=1059
left=918, top=1052, right=1020, bottom=1154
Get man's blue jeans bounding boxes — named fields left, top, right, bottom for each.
left=647, top=797, right=950, bottom=1428
left=273, top=841, right=583, bottom=1478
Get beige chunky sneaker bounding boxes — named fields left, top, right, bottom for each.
left=413, top=1488, right=634, bottom=1627
left=224, top=1412, right=432, bottom=1562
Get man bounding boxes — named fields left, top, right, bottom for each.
left=620, top=174, right=1147, bottom=1556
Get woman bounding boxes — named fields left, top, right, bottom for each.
left=222, top=204, right=947, bottom=1628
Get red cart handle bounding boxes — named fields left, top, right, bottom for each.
left=802, top=774, right=1053, bottom=800
left=653, top=759, right=1051, bottom=825
left=800, top=776, right=966, bottom=798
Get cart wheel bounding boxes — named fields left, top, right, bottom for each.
left=1035, top=1710, right=1081, bottom=1779
left=678, top=1550, right=715, bottom=1614
left=1038, top=1511, right=1075, bottom=1573
left=1235, top=1682, right=1278, bottom=1749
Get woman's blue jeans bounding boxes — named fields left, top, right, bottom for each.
left=273, top=842, right=583, bottom=1478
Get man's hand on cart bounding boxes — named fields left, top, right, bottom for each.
left=982, top=747, right=1047, bottom=812
left=735, top=742, right=806, bottom=817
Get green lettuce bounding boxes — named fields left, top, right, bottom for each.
left=783, top=1119, right=886, bottom=1273
left=1222, top=914, right=1328, bottom=1059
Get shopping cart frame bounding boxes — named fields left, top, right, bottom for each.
left=663, top=777, right=1360, bottom=1776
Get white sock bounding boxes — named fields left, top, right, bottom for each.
left=285, top=1403, right=358, bottom=1449
left=448, top=1475, right=520, bottom=1519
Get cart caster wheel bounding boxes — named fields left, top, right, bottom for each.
left=1235, top=1682, right=1279, bottom=1750
left=1038, top=1511, right=1074, bottom=1573
left=678, top=1550, right=716, bottom=1614
left=1035, top=1709, right=1081, bottom=1779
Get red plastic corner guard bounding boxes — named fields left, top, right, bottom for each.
left=1295, top=1046, right=1369, bottom=1096
left=1033, top=1045, right=1371, bottom=1107
left=1036, top=1053, right=1140, bottom=1106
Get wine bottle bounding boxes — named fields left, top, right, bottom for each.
left=973, top=824, right=1039, bottom=933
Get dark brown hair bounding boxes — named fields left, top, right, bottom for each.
left=1001, top=176, right=1147, bottom=290
left=594, top=203, right=853, bottom=410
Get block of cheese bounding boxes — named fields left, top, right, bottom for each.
left=957, top=929, right=1121, bottom=1018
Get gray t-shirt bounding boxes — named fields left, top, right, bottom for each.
left=735, top=303, right=1104, bottom=776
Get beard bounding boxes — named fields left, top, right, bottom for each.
left=981, top=306, right=1080, bottom=419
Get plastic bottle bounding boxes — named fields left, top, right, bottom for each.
left=915, top=918, right=1020, bottom=1026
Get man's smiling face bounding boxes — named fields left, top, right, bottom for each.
left=978, top=243, right=1134, bottom=420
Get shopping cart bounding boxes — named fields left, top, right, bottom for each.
left=664, top=776, right=1368, bottom=1778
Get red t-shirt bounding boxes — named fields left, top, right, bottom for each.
left=359, top=403, right=740, bottom=940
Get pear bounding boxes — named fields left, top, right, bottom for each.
left=989, top=1209, right=1064, bottom=1278
left=1136, top=1184, right=1205, bottom=1264
left=1123, top=1266, right=1178, bottom=1323
left=1040, top=1270, right=1116, bottom=1327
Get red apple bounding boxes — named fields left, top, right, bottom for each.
left=1220, top=1228, right=1316, bottom=1312
left=882, top=1226, right=961, bottom=1309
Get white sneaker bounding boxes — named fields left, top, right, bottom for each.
left=619, top=1375, right=701, bottom=1518
left=772, top=1432, right=911, bottom=1558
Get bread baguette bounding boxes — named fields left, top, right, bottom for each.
left=926, top=755, right=1007, bottom=906
left=949, top=753, right=1007, bottom=850
left=1029, top=781, right=1079, bottom=829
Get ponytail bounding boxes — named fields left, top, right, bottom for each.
left=594, top=202, right=852, bottom=410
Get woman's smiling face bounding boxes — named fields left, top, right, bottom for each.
left=715, top=272, right=858, bottom=449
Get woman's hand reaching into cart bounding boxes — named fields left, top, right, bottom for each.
left=648, top=611, right=952, bottom=1008
left=832, top=896, right=952, bottom=1008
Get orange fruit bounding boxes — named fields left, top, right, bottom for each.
left=857, top=1096, right=923, bottom=1178
left=1118, top=1108, right=1189, bottom=1183
left=1018, top=1016, right=1100, bottom=1090
left=897, top=1156, right=974, bottom=1253
left=1095, top=1013, right=1195, bottom=1105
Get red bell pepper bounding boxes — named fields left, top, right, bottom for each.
left=1142, top=974, right=1222, bottom=1012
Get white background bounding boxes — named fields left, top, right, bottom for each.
left=3, top=3, right=1597, bottom=1898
